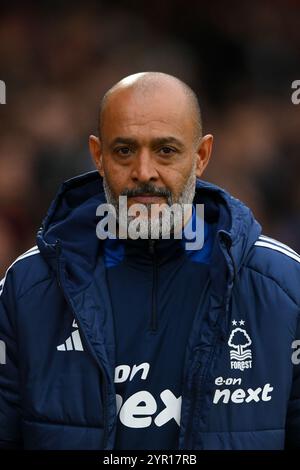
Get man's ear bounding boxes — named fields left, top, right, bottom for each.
left=195, top=134, right=213, bottom=178
left=89, top=135, right=104, bottom=176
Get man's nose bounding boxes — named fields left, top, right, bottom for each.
left=130, top=149, right=159, bottom=183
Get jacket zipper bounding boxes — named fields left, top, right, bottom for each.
left=55, top=242, right=110, bottom=449
left=148, top=239, right=158, bottom=332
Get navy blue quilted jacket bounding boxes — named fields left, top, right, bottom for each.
left=1, top=170, right=300, bottom=450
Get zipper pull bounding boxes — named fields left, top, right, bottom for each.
left=148, top=239, right=156, bottom=255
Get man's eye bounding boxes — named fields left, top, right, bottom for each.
left=159, top=147, right=176, bottom=155
left=115, top=147, right=132, bottom=156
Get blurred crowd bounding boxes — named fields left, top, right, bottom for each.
left=0, top=0, right=299, bottom=276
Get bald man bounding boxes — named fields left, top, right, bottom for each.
left=1, top=72, right=300, bottom=451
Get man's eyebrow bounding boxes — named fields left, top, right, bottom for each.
left=109, top=136, right=185, bottom=149
left=109, top=137, right=137, bottom=148
left=151, top=136, right=185, bottom=149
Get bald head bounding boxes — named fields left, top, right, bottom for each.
left=90, top=71, right=213, bottom=225
left=98, top=72, right=202, bottom=143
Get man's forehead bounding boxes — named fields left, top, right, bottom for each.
left=101, top=86, right=192, bottom=135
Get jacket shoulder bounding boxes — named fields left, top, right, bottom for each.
left=0, top=246, right=52, bottom=299
left=243, top=235, right=300, bottom=307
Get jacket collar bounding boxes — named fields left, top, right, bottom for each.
left=37, top=170, right=261, bottom=291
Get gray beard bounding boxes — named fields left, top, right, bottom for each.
left=102, top=160, right=197, bottom=239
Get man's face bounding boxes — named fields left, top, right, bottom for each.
left=90, top=84, right=212, bottom=236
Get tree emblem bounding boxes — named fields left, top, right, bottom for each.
left=228, top=328, right=252, bottom=356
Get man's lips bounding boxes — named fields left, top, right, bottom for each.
left=128, top=195, right=166, bottom=204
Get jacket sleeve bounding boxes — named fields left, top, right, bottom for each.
left=0, top=270, right=23, bottom=448
left=285, top=315, right=300, bottom=448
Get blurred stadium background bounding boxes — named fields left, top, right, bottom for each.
left=0, top=0, right=299, bottom=276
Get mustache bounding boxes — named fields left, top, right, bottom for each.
left=121, top=184, right=172, bottom=199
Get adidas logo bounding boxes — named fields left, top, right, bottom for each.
left=57, top=319, right=84, bottom=352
